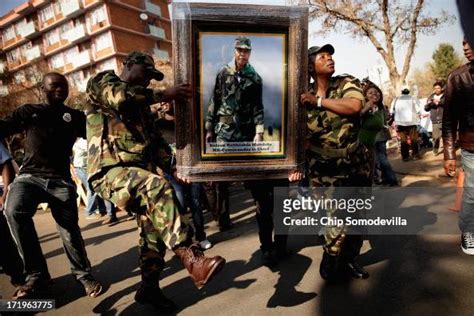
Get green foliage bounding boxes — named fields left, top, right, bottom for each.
left=430, top=43, right=463, bottom=79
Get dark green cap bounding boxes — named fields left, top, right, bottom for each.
left=123, top=51, right=164, bottom=81
left=234, top=36, right=252, bottom=50
left=308, top=44, right=335, bottom=56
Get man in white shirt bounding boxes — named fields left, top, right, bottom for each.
left=391, top=88, right=421, bottom=161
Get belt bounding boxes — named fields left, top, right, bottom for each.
left=309, top=140, right=360, bottom=158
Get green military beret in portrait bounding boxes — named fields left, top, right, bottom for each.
left=234, top=36, right=252, bottom=50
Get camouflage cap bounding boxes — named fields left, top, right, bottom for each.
left=123, top=51, right=164, bottom=81
left=234, top=36, right=252, bottom=50
left=308, top=44, right=335, bottom=56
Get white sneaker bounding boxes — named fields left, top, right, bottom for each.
left=461, top=232, right=474, bottom=255
left=199, top=239, right=212, bottom=250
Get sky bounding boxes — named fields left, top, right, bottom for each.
left=1, top=0, right=465, bottom=85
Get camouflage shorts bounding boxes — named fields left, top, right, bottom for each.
left=90, top=166, right=190, bottom=251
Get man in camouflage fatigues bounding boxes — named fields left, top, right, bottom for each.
left=85, top=51, right=225, bottom=312
left=300, top=44, right=371, bottom=281
left=205, top=36, right=264, bottom=143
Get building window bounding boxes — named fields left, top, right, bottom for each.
left=3, top=26, right=16, bottom=41
left=63, top=46, right=79, bottom=64
left=39, top=4, right=55, bottom=23
left=6, top=48, right=21, bottom=64
left=93, top=32, right=112, bottom=52
left=50, top=53, right=65, bottom=69
left=88, top=6, right=107, bottom=28
left=44, top=28, right=60, bottom=46
left=97, top=58, right=117, bottom=72
left=68, top=70, right=85, bottom=90
left=60, top=21, right=74, bottom=40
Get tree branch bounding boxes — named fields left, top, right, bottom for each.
left=400, top=0, right=424, bottom=84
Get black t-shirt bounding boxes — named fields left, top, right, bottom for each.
left=0, top=103, right=86, bottom=179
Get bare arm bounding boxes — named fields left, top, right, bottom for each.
left=0, top=159, right=15, bottom=209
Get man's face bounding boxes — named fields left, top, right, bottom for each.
left=433, top=85, right=443, bottom=95
left=127, top=63, right=154, bottom=87
left=463, top=39, right=474, bottom=61
left=234, top=48, right=251, bottom=70
left=42, top=75, right=68, bottom=105
left=314, top=51, right=335, bottom=76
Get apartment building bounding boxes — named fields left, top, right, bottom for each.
left=0, top=0, right=171, bottom=97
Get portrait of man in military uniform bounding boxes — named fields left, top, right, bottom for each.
left=198, top=34, right=287, bottom=158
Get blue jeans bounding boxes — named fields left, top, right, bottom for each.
left=375, top=141, right=398, bottom=185
left=4, top=174, right=92, bottom=283
left=461, top=150, right=474, bottom=233
left=75, top=167, right=113, bottom=217
left=169, top=179, right=206, bottom=241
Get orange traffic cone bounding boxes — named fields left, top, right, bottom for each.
left=449, top=169, right=465, bottom=212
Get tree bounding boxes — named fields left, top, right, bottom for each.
left=411, top=64, right=435, bottom=97
left=291, top=0, right=454, bottom=95
left=430, top=43, right=463, bottom=79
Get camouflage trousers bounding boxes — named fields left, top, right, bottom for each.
left=91, top=166, right=190, bottom=287
left=307, top=145, right=371, bottom=257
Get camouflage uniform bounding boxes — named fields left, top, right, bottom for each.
left=205, top=37, right=264, bottom=142
left=306, top=74, right=370, bottom=257
left=85, top=53, right=190, bottom=287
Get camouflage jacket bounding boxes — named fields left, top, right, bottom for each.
left=205, top=62, right=264, bottom=142
left=307, top=74, right=365, bottom=150
left=85, top=70, right=171, bottom=180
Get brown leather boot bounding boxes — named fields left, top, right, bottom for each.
left=174, top=245, right=225, bottom=289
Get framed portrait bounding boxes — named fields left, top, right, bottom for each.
left=173, top=3, right=308, bottom=181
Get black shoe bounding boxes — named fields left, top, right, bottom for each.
left=319, top=252, right=340, bottom=281
left=13, top=278, right=51, bottom=299
left=78, top=275, right=103, bottom=298
left=135, top=286, right=178, bottom=312
left=103, top=215, right=118, bottom=225
left=344, top=261, right=369, bottom=279
left=261, top=249, right=276, bottom=267
left=219, top=222, right=234, bottom=232
left=402, top=157, right=410, bottom=162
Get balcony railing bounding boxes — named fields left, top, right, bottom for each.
left=17, top=21, right=39, bottom=38
left=145, top=1, right=162, bottom=17
left=153, top=48, right=169, bottom=61
left=149, top=25, right=165, bottom=40
left=72, top=51, right=91, bottom=68
left=0, top=86, right=9, bottom=96
left=24, top=45, right=42, bottom=62
left=61, top=0, right=82, bottom=16
left=63, top=24, right=86, bottom=43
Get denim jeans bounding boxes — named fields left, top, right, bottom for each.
left=4, top=174, right=92, bottom=283
left=75, top=167, right=113, bottom=217
left=375, top=141, right=398, bottom=185
left=461, top=150, right=474, bottom=233
left=169, top=179, right=206, bottom=241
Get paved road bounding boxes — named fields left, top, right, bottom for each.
left=1, top=148, right=473, bottom=315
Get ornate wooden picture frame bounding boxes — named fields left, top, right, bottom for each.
left=173, top=2, right=308, bottom=181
